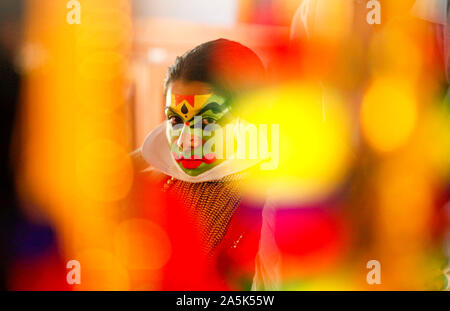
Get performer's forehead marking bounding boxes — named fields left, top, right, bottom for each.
left=166, top=93, right=227, bottom=121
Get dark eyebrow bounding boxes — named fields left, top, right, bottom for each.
left=187, top=102, right=228, bottom=122
left=165, top=107, right=183, bottom=118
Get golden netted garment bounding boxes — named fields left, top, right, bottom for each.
left=163, top=172, right=247, bottom=254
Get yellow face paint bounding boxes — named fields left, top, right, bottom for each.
left=168, top=94, right=211, bottom=122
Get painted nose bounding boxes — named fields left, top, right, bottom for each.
left=176, top=125, right=202, bottom=150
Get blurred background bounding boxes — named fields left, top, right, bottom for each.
left=0, top=0, right=449, bottom=290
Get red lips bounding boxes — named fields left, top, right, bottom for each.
left=173, top=153, right=217, bottom=169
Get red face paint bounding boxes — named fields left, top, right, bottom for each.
left=180, top=159, right=203, bottom=169
left=174, top=153, right=217, bottom=169
left=203, top=153, right=217, bottom=164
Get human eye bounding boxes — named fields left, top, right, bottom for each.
left=168, top=115, right=183, bottom=126
left=202, top=117, right=217, bottom=126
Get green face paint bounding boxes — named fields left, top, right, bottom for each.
left=165, top=92, right=233, bottom=176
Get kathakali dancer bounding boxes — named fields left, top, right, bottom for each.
left=130, top=39, right=271, bottom=290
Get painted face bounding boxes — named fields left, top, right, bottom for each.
left=165, top=82, right=233, bottom=176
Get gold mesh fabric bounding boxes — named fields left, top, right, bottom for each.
left=164, top=173, right=247, bottom=253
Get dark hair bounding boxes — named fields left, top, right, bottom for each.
left=164, top=38, right=265, bottom=100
